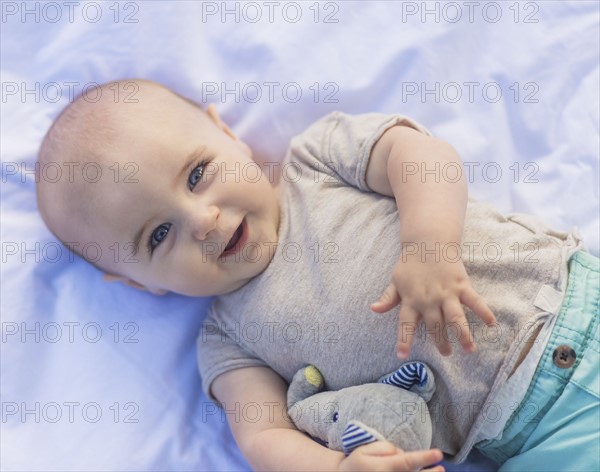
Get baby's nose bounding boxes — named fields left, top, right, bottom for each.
left=189, top=205, right=220, bottom=241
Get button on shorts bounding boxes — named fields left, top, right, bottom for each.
left=475, top=249, right=600, bottom=471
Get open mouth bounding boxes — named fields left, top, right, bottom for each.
left=221, top=218, right=247, bottom=256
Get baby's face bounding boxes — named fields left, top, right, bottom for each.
left=64, top=87, right=280, bottom=297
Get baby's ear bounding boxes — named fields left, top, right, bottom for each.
left=206, top=104, right=233, bottom=136
left=206, top=105, right=252, bottom=155
left=103, top=273, right=168, bottom=295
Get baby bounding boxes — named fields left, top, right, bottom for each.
left=36, top=79, right=599, bottom=472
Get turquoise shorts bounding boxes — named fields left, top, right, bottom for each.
left=475, top=249, right=600, bottom=471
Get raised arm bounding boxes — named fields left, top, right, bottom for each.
left=211, top=366, right=444, bottom=471
left=367, top=125, right=496, bottom=358
left=366, top=125, right=467, bottom=241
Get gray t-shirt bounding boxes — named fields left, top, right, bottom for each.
left=196, top=112, right=584, bottom=462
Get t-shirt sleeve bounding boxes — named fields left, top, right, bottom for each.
left=196, top=308, right=270, bottom=405
left=288, top=111, right=433, bottom=192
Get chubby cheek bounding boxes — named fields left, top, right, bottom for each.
left=161, top=251, right=221, bottom=297
left=230, top=170, right=268, bottom=205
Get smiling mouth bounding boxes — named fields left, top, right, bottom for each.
left=221, top=218, right=247, bottom=257
left=225, top=223, right=243, bottom=252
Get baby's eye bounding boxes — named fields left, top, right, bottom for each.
left=148, top=223, right=171, bottom=254
left=188, top=161, right=207, bottom=190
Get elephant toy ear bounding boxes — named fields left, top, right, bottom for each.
left=287, top=364, right=324, bottom=407
left=341, top=421, right=386, bottom=456
left=377, top=361, right=436, bottom=402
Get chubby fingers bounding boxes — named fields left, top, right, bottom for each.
left=371, top=283, right=401, bottom=313
left=360, top=444, right=444, bottom=472
left=423, top=465, right=446, bottom=472
left=396, top=304, right=419, bottom=359
left=424, top=306, right=453, bottom=356
left=460, top=286, right=497, bottom=326
left=397, top=304, right=455, bottom=358
left=441, top=298, right=475, bottom=354
left=397, top=448, right=445, bottom=472
left=357, top=440, right=400, bottom=457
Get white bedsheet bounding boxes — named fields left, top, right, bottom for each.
left=1, top=2, right=598, bottom=471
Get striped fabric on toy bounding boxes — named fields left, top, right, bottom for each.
left=379, top=361, right=429, bottom=389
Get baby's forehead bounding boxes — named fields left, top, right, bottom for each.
left=64, top=80, right=198, bottom=129
left=58, top=88, right=203, bottom=164
left=41, top=80, right=216, bottom=193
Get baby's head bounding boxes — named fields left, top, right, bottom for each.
left=37, top=79, right=280, bottom=297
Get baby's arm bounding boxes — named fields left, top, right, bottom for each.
left=211, top=366, right=444, bottom=471
left=212, top=366, right=344, bottom=470
left=367, top=125, right=496, bottom=357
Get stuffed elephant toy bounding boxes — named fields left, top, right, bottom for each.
left=287, top=361, right=436, bottom=455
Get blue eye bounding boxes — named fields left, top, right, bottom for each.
left=332, top=412, right=339, bottom=422
left=147, top=223, right=171, bottom=254
left=144, top=160, right=209, bottom=256
left=188, top=161, right=207, bottom=190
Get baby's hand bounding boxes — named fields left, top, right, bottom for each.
left=338, top=441, right=445, bottom=472
left=371, top=254, right=496, bottom=358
